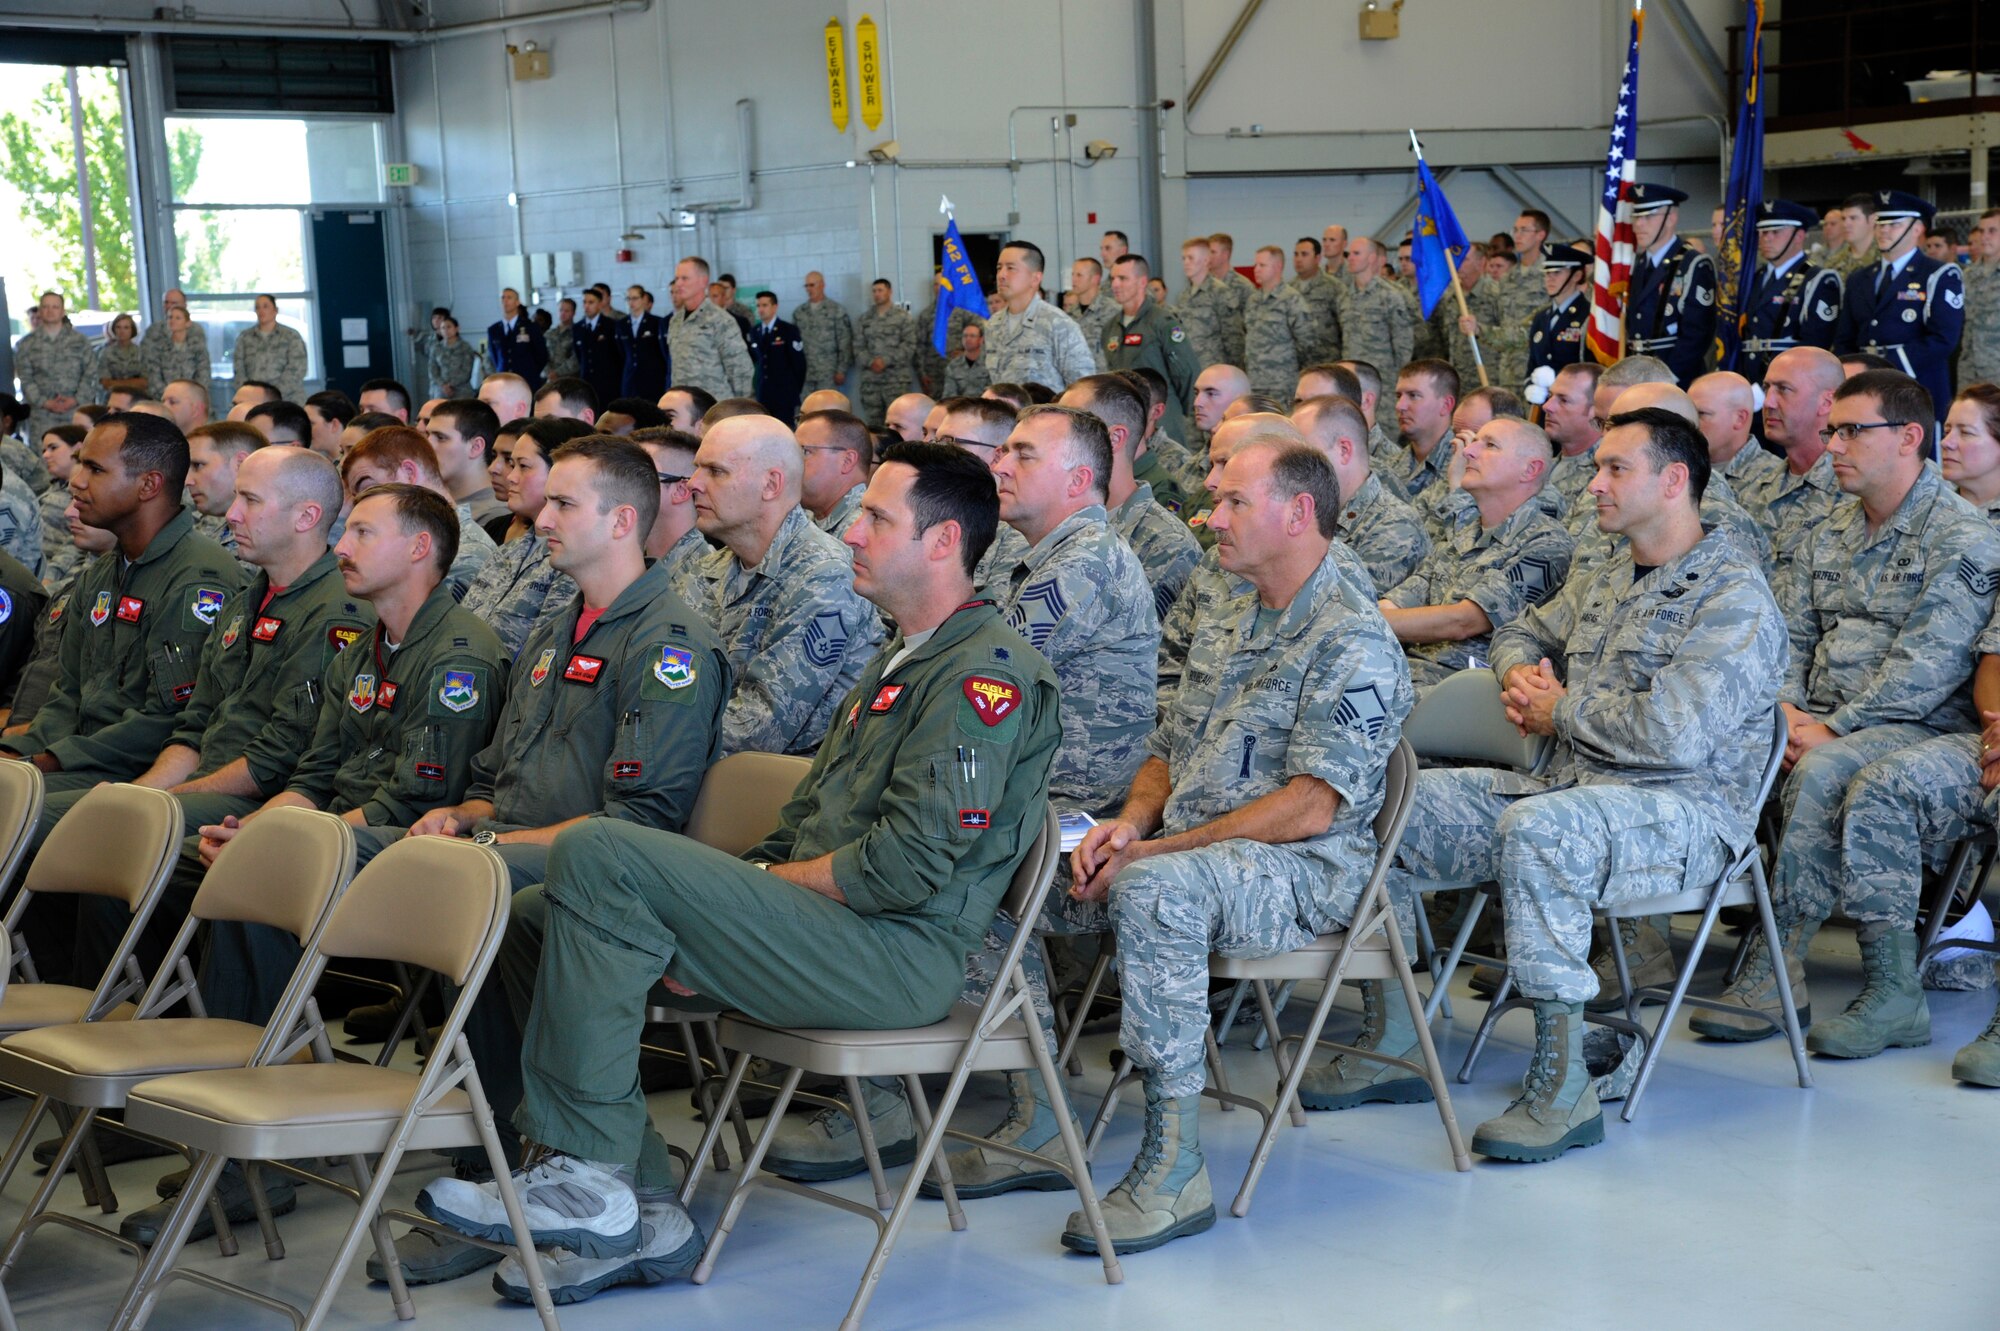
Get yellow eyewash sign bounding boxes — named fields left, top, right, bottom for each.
left=824, top=17, right=850, bottom=133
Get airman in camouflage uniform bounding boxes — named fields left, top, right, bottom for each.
left=1569, top=471, right=1770, bottom=574
left=939, top=345, right=992, bottom=399
left=1960, top=211, right=2000, bottom=388
left=918, top=293, right=983, bottom=394
left=428, top=332, right=479, bottom=399
left=37, top=482, right=79, bottom=587
left=1342, top=250, right=1419, bottom=381
left=1067, top=452, right=1412, bottom=1251
left=1173, top=241, right=1235, bottom=370
left=1763, top=451, right=1843, bottom=579
left=1066, top=271, right=1122, bottom=375
left=14, top=304, right=97, bottom=448
left=855, top=290, right=917, bottom=426
left=1368, top=419, right=1415, bottom=500
left=1289, top=269, right=1345, bottom=365
left=0, top=468, right=44, bottom=576
left=792, top=276, right=855, bottom=394
left=1205, top=258, right=1255, bottom=370
left=1113, top=483, right=1202, bottom=621
left=1337, top=472, right=1431, bottom=594
left=460, top=534, right=577, bottom=660
left=1714, top=438, right=1788, bottom=523
left=543, top=314, right=578, bottom=381
left=93, top=334, right=151, bottom=399
left=1696, top=429, right=2000, bottom=1041
left=983, top=296, right=1096, bottom=394
left=232, top=320, right=309, bottom=402
left=1483, top=262, right=1544, bottom=391
left=679, top=503, right=883, bottom=755
left=146, top=321, right=211, bottom=399
left=972, top=521, right=1030, bottom=591
left=1242, top=275, right=1317, bottom=407
left=666, top=300, right=754, bottom=400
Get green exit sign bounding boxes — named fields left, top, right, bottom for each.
left=383, top=162, right=419, bottom=188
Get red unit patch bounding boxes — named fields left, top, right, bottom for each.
left=565, top=654, right=606, bottom=685
left=962, top=675, right=1020, bottom=725
left=251, top=615, right=284, bottom=642
left=1122, top=332, right=1144, bottom=346
left=869, top=683, right=905, bottom=713
left=379, top=681, right=399, bottom=711
left=415, top=761, right=445, bottom=782
left=116, top=595, right=145, bottom=623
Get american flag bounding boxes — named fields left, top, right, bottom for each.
left=1588, top=5, right=1645, bottom=365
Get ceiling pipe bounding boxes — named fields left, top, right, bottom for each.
left=4, top=0, right=652, bottom=46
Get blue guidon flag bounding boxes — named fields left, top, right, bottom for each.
left=934, top=197, right=989, bottom=356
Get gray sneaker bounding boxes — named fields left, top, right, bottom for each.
left=491, top=1200, right=704, bottom=1305
left=366, top=1227, right=504, bottom=1286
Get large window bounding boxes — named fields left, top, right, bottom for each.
left=166, top=115, right=385, bottom=387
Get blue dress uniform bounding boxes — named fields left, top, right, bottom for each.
left=621, top=310, right=668, bottom=400
left=1832, top=189, right=1964, bottom=425
left=752, top=316, right=808, bottom=422
left=1526, top=243, right=1593, bottom=384
left=485, top=313, right=548, bottom=391
left=572, top=312, right=627, bottom=404
left=1623, top=183, right=1717, bottom=387
left=1737, top=199, right=1843, bottom=385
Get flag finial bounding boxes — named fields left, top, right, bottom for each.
left=939, top=194, right=955, bottom=217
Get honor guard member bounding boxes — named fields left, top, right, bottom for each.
left=856, top=278, right=918, bottom=426
left=1380, top=416, right=1572, bottom=690
left=487, top=288, right=549, bottom=393
left=415, top=445, right=1059, bottom=1303
left=664, top=258, right=755, bottom=400
left=680, top=415, right=884, bottom=754
left=1526, top=243, right=1595, bottom=385
left=1244, top=246, right=1318, bottom=406
left=620, top=286, right=669, bottom=402
left=14, top=291, right=96, bottom=449
left=1960, top=208, right=2000, bottom=389
left=750, top=291, right=808, bottom=423
left=1624, top=184, right=1719, bottom=387
left=793, top=271, right=856, bottom=393
left=1065, top=375, right=1200, bottom=618
left=0, top=413, right=242, bottom=789
left=1293, top=393, right=1431, bottom=593
left=1066, top=436, right=1411, bottom=1254
left=1737, top=199, right=1844, bottom=385
left=984, top=242, right=1098, bottom=394
left=1697, top=371, right=2000, bottom=1042
left=229, top=295, right=309, bottom=403
left=572, top=287, right=628, bottom=407
left=1067, top=258, right=1121, bottom=371
left=940, top=321, right=993, bottom=399
left=796, top=408, right=872, bottom=539
left=1833, top=190, right=1965, bottom=426
left=461, top=418, right=593, bottom=657
left=1380, top=408, right=1786, bottom=1158
left=1104, top=255, right=1201, bottom=446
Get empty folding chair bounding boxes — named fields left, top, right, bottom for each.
left=113, top=835, right=561, bottom=1331
left=686, top=806, right=1122, bottom=1331
left=1459, top=708, right=1811, bottom=1121
left=0, top=806, right=355, bottom=1277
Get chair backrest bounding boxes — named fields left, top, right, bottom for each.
left=18, top=783, right=180, bottom=908
left=1374, top=740, right=1419, bottom=849
left=0, top=763, right=43, bottom=895
left=192, top=807, right=356, bottom=943
left=1400, top=668, right=1551, bottom=775
left=314, top=836, right=508, bottom=988
left=686, top=751, right=814, bottom=856
left=999, top=803, right=1059, bottom=926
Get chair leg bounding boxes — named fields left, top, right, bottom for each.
left=677, top=1020, right=732, bottom=1174
left=1086, top=1054, right=1137, bottom=1159
left=0, top=1095, right=49, bottom=1201
left=0, top=1105, right=96, bottom=1279
left=1056, top=946, right=1115, bottom=1076
left=1458, top=971, right=1520, bottom=1083
left=698, top=1022, right=759, bottom=1160
left=1249, top=982, right=1306, bottom=1127
left=681, top=1050, right=754, bottom=1206
left=1607, top=917, right=1640, bottom=1023
left=842, top=1076, right=895, bottom=1211
left=1721, top=926, right=1756, bottom=986
left=1213, top=980, right=1251, bottom=1047
left=1622, top=891, right=1726, bottom=1124
left=1424, top=888, right=1492, bottom=1025
left=693, top=1065, right=806, bottom=1285
left=1200, top=1028, right=1237, bottom=1112
left=461, top=1055, right=561, bottom=1331
left=1250, top=981, right=1295, bottom=1052
left=108, top=1151, right=232, bottom=1331
left=1754, top=867, right=1813, bottom=1092
left=238, top=1160, right=286, bottom=1262
left=900, top=1074, right=963, bottom=1232
left=1389, top=937, right=1471, bottom=1172
left=1230, top=969, right=1347, bottom=1217
left=1022, top=996, right=1122, bottom=1287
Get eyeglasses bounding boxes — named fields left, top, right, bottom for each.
left=934, top=434, right=996, bottom=454
left=1818, top=420, right=1908, bottom=445
left=655, top=472, right=690, bottom=486
left=796, top=445, right=854, bottom=457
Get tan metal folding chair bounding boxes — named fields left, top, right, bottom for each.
left=0, top=929, right=18, bottom=1331
left=643, top=751, right=816, bottom=1172
left=683, top=806, right=1122, bottom=1331
left=1459, top=708, right=1811, bottom=1120
left=0, top=779, right=179, bottom=1214
left=1918, top=834, right=1997, bottom=969
left=113, top=836, right=561, bottom=1331
left=1401, top=668, right=1553, bottom=1022
left=0, top=806, right=355, bottom=1277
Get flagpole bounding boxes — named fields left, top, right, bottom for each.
left=1617, top=0, right=1642, bottom=361
left=1411, top=132, right=1490, bottom=388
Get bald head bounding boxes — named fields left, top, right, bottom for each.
left=885, top=392, right=935, bottom=442
left=1206, top=412, right=1305, bottom=489
left=712, top=415, right=803, bottom=495
left=801, top=388, right=850, bottom=416
left=240, top=443, right=344, bottom=536
left=479, top=373, right=534, bottom=424
left=1761, top=346, right=1844, bottom=461
left=1689, top=371, right=1757, bottom=461
left=1611, top=382, right=1697, bottom=424
left=1192, top=364, right=1251, bottom=433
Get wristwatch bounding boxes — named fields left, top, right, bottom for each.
left=472, top=830, right=499, bottom=847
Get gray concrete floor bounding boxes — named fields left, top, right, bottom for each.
left=3, top=922, right=1995, bottom=1330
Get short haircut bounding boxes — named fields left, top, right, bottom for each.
left=1114, top=253, right=1152, bottom=280
left=246, top=400, right=309, bottom=443
left=872, top=277, right=892, bottom=291
left=343, top=425, right=445, bottom=488
left=1075, top=257, right=1103, bottom=278
left=1843, top=192, right=1876, bottom=211
left=100, top=410, right=191, bottom=493
left=352, top=482, right=458, bottom=576
left=1256, top=244, right=1285, bottom=261
left=1104, top=229, right=1129, bottom=245
left=702, top=397, right=770, bottom=427
left=239, top=380, right=282, bottom=403
left=1399, top=358, right=1461, bottom=401
left=1067, top=374, right=1147, bottom=454
left=549, top=435, right=662, bottom=534
left=601, top=397, right=668, bottom=430
left=1253, top=441, right=1342, bottom=538
left=1022, top=382, right=1058, bottom=406
left=1003, top=240, right=1047, bottom=274
left=983, top=382, right=1033, bottom=411
left=665, top=384, right=717, bottom=417
left=262, top=445, right=344, bottom=533
left=1930, top=223, right=1960, bottom=246
left=1207, top=232, right=1234, bottom=251
left=630, top=427, right=701, bottom=461
left=305, top=389, right=356, bottom=427
left=877, top=440, right=1000, bottom=576
left=1841, top=351, right=1893, bottom=373
left=1181, top=236, right=1212, bottom=252
left=1462, top=386, right=1528, bottom=420
left=1606, top=406, right=1712, bottom=503
left=798, top=409, right=872, bottom=456
left=74, top=403, right=111, bottom=426
left=1602, top=355, right=1677, bottom=390
left=1294, top=394, right=1369, bottom=456
left=359, top=377, right=412, bottom=417
left=1121, top=365, right=1167, bottom=412
left=1339, top=359, right=1383, bottom=400
left=1296, top=236, right=1322, bottom=255
left=680, top=255, right=712, bottom=278
left=431, top=397, right=502, bottom=463
left=754, top=289, right=777, bottom=303
left=1301, top=362, right=1364, bottom=401
left=536, top=375, right=600, bottom=417
left=44, top=424, right=87, bottom=448
left=1018, top=404, right=1113, bottom=501
left=1834, top=369, right=1935, bottom=434
left=1554, top=361, right=1605, bottom=394
left=1518, top=209, right=1552, bottom=232
left=941, top=396, right=1018, bottom=441
left=347, top=411, right=403, bottom=436
left=514, top=416, right=598, bottom=462
left=189, top=420, right=266, bottom=457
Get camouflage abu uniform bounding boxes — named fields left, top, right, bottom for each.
left=1337, top=471, right=1431, bottom=595
left=0, top=468, right=44, bottom=576
left=917, top=296, right=982, bottom=394
left=1111, top=483, right=1202, bottom=621
left=37, top=482, right=78, bottom=587
left=1242, top=282, right=1317, bottom=406
left=1716, top=439, right=1789, bottom=527
left=1394, top=529, right=1787, bottom=1002
left=973, top=521, right=1032, bottom=593
left=141, top=321, right=210, bottom=397
left=1208, top=270, right=1256, bottom=369
left=939, top=353, right=992, bottom=399
left=1341, top=278, right=1418, bottom=384
left=544, top=321, right=578, bottom=380
left=791, top=296, right=855, bottom=394
left=1570, top=477, right=1771, bottom=576
left=1382, top=497, right=1573, bottom=688
left=855, top=302, right=917, bottom=426
left=93, top=341, right=150, bottom=398
left=1961, top=259, right=2000, bottom=389
left=677, top=505, right=884, bottom=755
left=428, top=338, right=479, bottom=397
left=666, top=303, right=754, bottom=399
left=1068, top=296, right=1120, bottom=373
left=1768, top=466, right=2000, bottom=933
left=1172, top=275, right=1233, bottom=371
left=981, top=297, right=1096, bottom=394
left=1288, top=271, right=1345, bottom=365
left=1111, top=547, right=1412, bottom=1097
left=231, top=324, right=309, bottom=401
left=1762, top=451, right=1844, bottom=582
left=460, top=534, right=577, bottom=661
left=13, top=323, right=97, bottom=448
left=814, top=482, right=867, bottom=541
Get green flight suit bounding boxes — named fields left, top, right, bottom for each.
left=514, top=598, right=1061, bottom=1169
left=1103, top=298, right=1200, bottom=444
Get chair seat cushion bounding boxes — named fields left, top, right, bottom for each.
left=129, top=1063, right=471, bottom=1128
left=1209, top=929, right=1393, bottom=982
left=0, top=986, right=135, bottom=1032
left=718, top=1006, right=1041, bottom=1078
left=0, top=1017, right=265, bottom=1079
